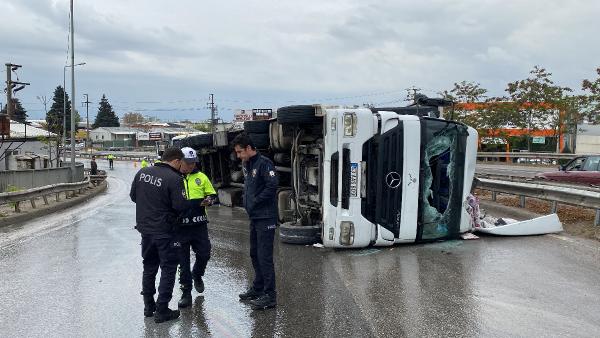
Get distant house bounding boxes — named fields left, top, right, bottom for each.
left=89, top=126, right=198, bottom=148
left=89, top=127, right=137, bottom=142
left=0, top=120, right=59, bottom=170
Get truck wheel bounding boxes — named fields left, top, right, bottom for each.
left=269, top=121, right=293, bottom=151
left=244, top=120, right=271, bottom=133
left=249, top=133, right=270, bottom=149
left=277, top=105, right=321, bottom=125
left=279, top=222, right=320, bottom=245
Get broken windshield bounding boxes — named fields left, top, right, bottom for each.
left=419, top=119, right=467, bottom=241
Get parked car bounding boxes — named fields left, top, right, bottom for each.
left=534, top=155, right=600, bottom=185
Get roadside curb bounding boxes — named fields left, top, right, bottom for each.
left=0, top=181, right=108, bottom=228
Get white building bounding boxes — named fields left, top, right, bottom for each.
left=1, top=121, right=59, bottom=170
left=576, top=124, right=600, bottom=154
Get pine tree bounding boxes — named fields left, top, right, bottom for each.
left=1, top=98, right=28, bottom=123
left=45, top=86, right=72, bottom=137
left=93, top=94, right=120, bottom=128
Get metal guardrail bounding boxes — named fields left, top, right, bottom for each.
left=477, top=152, right=579, bottom=160
left=0, top=174, right=107, bottom=213
left=476, top=178, right=600, bottom=226
left=72, top=152, right=152, bottom=161
left=476, top=173, right=600, bottom=192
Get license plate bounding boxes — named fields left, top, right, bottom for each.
left=350, top=162, right=358, bottom=197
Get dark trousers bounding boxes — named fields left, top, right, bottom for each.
left=177, top=225, right=211, bottom=290
left=140, top=234, right=180, bottom=304
left=250, top=219, right=277, bottom=297
left=109, top=159, right=114, bottom=168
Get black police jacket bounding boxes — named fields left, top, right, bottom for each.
left=130, top=162, right=189, bottom=236
left=242, top=153, right=278, bottom=221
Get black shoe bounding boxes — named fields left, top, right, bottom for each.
left=250, top=294, right=277, bottom=310
left=154, top=304, right=180, bottom=323
left=178, top=290, right=192, bottom=308
left=143, top=295, right=156, bottom=317
left=239, top=287, right=264, bottom=301
left=194, top=277, right=205, bottom=294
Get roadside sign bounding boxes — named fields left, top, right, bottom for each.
left=137, top=132, right=149, bottom=141
left=532, top=136, right=546, bottom=144
left=148, top=132, right=162, bottom=140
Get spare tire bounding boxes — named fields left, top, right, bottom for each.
left=249, top=133, right=270, bottom=149
left=279, top=222, right=320, bottom=245
left=244, top=120, right=271, bottom=133
left=277, top=105, right=321, bottom=125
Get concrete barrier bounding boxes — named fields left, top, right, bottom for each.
left=0, top=163, right=85, bottom=191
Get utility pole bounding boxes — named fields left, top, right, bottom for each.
left=82, top=94, right=91, bottom=151
left=70, top=0, right=76, bottom=180
left=405, top=86, right=422, bottom=103
left=4, top=63, right=29, bottom=121
left=5, top=64, right=12, bottom=120
left=207, top=93, right=217, bottom=134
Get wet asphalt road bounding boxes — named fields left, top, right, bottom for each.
left=1, top=161, right=600, bottom=337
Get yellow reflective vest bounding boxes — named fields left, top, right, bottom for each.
left=141, top=159, right=149, bottom=168
left=184, top=171, right=216, bottom=200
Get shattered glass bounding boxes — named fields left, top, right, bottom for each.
left=420, top=126, right=460, bottom=240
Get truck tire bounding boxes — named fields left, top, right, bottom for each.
left=279, top=222, right=320, bottom=245
left=277, top=105, right=321, bottom=125
left=249, top=133, right=270, bottom=149
left=244, top=120, right=271, bottom=133
left=189, top=134, right=213, bottom=148
left=269, top=121, right=293, bottom=151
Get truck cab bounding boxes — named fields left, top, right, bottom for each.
left=275, top=103, right=478, bottom=248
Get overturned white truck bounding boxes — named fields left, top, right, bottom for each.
left=177, top=98, right=482, bottom=248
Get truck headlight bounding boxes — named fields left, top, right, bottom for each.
left=339, top=221, right=354, bottom=245
left=343, top=113, right=356, bottom=137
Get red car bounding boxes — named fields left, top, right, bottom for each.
left=535, top=155, right=600, bottom=185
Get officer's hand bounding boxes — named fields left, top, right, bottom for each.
left=200, top=197, right=212, bottom=206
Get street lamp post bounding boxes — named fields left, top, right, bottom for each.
left=62, top=62, right=85, bottom=163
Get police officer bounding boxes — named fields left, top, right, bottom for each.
left=141, top=157, right=149, bottom=168
left=176, top=147, right=218, bottom=308
left=232, top=133, right=279, bottom=310
left=107, top=154, right=115, bottom=169
left=129, top=147, right=188, bottom=323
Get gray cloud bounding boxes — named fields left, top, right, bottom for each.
left=1, top=0, right=599, bottom=121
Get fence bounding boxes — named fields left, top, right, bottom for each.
left=0, top=174, right=106, bottom=213
left=476, top=178, right=600, bottom=226
left=0, top=163, right=85, bottom=192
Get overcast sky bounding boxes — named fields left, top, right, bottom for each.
left=1, top=0, right=599, bottom=121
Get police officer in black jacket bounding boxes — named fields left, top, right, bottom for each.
left=232, top=133, right=279, bottom=310
left=130, top=147, right=189, bottom=323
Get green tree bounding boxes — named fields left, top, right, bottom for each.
left=122, top=112, right=145, bottom=125
left=193, top=123, right=211, bottom=132
left=1, top=98, right=28, bottom=123
left=506, top=66, right=571, bottom=151
left=440, top=81, right=488, bottom=126
left=582, top=67, right=600, bottom=124
left=93, top=94, right=120, bottom=128
left=45, top=86, right=72, bottom=137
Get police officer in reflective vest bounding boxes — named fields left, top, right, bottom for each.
left=107, top=154, right=115, bottom=169
left=129, top=147, right=188, bottom=323
left=232, top=133, right=279, bottom=310
left=176, top=147, right=218, bottom=308
left=141, top=157, right=149, bottom=168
